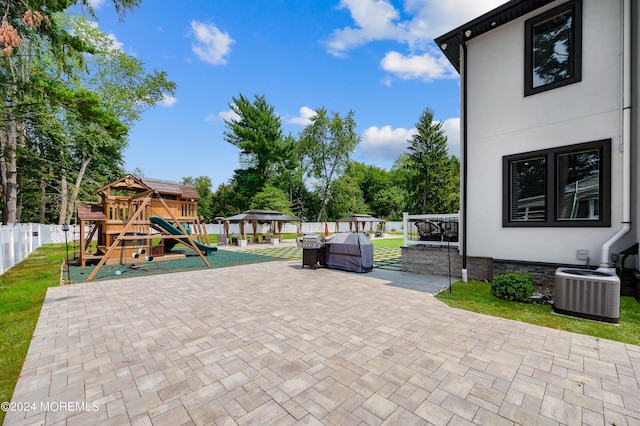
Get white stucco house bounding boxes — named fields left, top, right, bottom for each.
left=433, top=0, right=638, bottom=286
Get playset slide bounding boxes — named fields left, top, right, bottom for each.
left=150, top=216, right=217, bottom=255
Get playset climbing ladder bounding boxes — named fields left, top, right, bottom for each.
left=75, top=175, right=216, bottom=281
left=86, top=189, right=209, bottom=281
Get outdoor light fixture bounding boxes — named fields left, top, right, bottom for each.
left=465, top=29, right=472, bottom=37
left=441, top=43, right=447, bottom=50
left=62, top=223, right=71, bottom=284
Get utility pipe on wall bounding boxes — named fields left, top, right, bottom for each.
left=460, top=32, right=469, bottom=282
left=599, top=0, right=632, bottom=269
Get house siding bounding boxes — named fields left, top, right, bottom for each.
left=463, top=0, right=635, bottom=266
left=634, top=0, right=640, bottom=271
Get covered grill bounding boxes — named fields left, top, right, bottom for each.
left=324, top=233, right=373, bottom=273
left=297, top=234, right=326, bottom=269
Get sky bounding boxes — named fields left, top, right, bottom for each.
left=85, top=0, right=507, bottom=187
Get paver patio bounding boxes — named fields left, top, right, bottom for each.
left=4, top=260, right=640, bottom=425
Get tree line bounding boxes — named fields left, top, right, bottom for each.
left=184, top=94, right=460, bottom=223
left=0, top=0, right=174, bottom=225
left=0, top=2, right=459, bottom=225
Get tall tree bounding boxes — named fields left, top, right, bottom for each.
left=326, top=174, right=366, bottom=220
left=182, top=176, right=214, bottom=222
left=223, top=94, right=297, bottom=203
left=250, top=183, right=293, bottom=215
left=405, top=108, right=458, bottom=214
left=58, top=14, right=175, bottom=223
left=299, top=108, right=360, bottom=221
left=0, top=0, right=143, bottom=223
left=210, top=182, right=242, bottom=218
left=342, top=161, right=393, bottom=217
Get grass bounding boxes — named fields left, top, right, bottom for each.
left=370, top=237, right=404, bottom=249
left=436, top=280, right=640, bottom=345
left=0, top=244, right=66, bottom=425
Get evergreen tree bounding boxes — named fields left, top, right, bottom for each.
left=405, top=108, right=459, bottom=214
left=223, top=94, right=297, bottom=203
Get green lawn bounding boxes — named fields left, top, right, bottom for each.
left=0, top=244, right=66, bottom=424
left=436, top=280, right=640, bottom=345
left=370, top=237, right=404, bottom=248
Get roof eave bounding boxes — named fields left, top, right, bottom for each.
left=434, top=0, right=556, bottom=72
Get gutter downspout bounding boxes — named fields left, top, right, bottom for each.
left=460, top=33, right=469, bottom=282
left=599, top=0, right=632, bottom=269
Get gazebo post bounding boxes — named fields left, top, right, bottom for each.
left=252, top=220, right=258, bottom=243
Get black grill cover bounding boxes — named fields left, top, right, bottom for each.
left=324, top=233, right=373, bottom=273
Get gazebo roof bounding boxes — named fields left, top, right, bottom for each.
left=336, top=214, right=382, bottom=223
left=224, top=209, right=301, bottom=222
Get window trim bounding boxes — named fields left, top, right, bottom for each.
left=502, top=139, right=611, bottom=227
left=524, top=0, right=582, bottom=96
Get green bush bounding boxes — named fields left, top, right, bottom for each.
left=491, top=272, right=535, bottom=302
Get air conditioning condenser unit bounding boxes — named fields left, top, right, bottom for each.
left=553, top=267, right=620, bottom=324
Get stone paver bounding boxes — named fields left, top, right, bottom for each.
left=4, top=260, right=640, bottom=425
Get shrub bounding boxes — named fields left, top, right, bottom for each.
left=491, top=272, right=535, bottom=302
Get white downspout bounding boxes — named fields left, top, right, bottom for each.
left=599, top=0, right=632, bottom=269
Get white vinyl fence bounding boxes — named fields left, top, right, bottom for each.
left=2, top=221, right=408, bottom=275
left=0, top=224, right=69, bottom=275
left=203, top=221, right=404, bottom=236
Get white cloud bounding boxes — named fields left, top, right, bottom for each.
left=87, top=0, right=106, bottom=9
left=381, top=76, right=393, bottom=86
left=159, top=94, right=177, bottom=107
left=359, top=118, right=461, bottom=163
left=380, top=50, right=454, bottom=81
left=190, top=21, right=234, bottom=65
left=216, top=109, right=241, bottom=123
left=105, top=32, right=124, bottom=51
left=324, top=0, right=506, bottom=80
left=440, top=117, right=460, bottom=157
left=403, top=0, right=507, bottom=42
left=324, top=0, right=406, bottom=56
left=359, top=125, right=417, bottom=161
left=287, top=106, right=316, bottom=126
left=326, top=0, right=507, bottom=56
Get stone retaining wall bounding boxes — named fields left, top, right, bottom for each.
left=492, top=261, right=564, bottom=288
left=402, top=245, right=574, bottom=287
left=401, top=245, right=493, bottom=282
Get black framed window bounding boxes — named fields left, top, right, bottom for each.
left=503, top=139, right=610, bottom=227
left=524, top=0, right=582, bottom=96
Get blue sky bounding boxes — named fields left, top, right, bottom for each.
left=87, top=0, right=506, bottom=187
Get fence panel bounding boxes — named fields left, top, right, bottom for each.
left=0, top=224, right=69, bottom=275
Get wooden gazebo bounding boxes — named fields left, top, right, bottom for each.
left=335, top=214, right=382, bottom=234
left=223, top=209, right=301, bottom=243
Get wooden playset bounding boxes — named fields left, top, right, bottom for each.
left=75, top=175, right=216, bottom=281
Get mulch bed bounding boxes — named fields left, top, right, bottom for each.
left=68, top=248, right=281, bottom=283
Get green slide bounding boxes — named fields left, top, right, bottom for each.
left=150, top=216, right=217, bottom=255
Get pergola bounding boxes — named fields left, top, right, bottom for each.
left=223, top=209, right=302, bottom=242
left=335, top=214, right=382, bottom=234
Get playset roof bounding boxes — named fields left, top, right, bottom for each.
left=92, top=174, right=200, bottom=200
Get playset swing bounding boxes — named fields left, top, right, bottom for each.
left=75, top=175, right=216, bottom=281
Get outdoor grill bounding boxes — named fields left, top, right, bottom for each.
left=297, top=234, right=326, bottom=269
